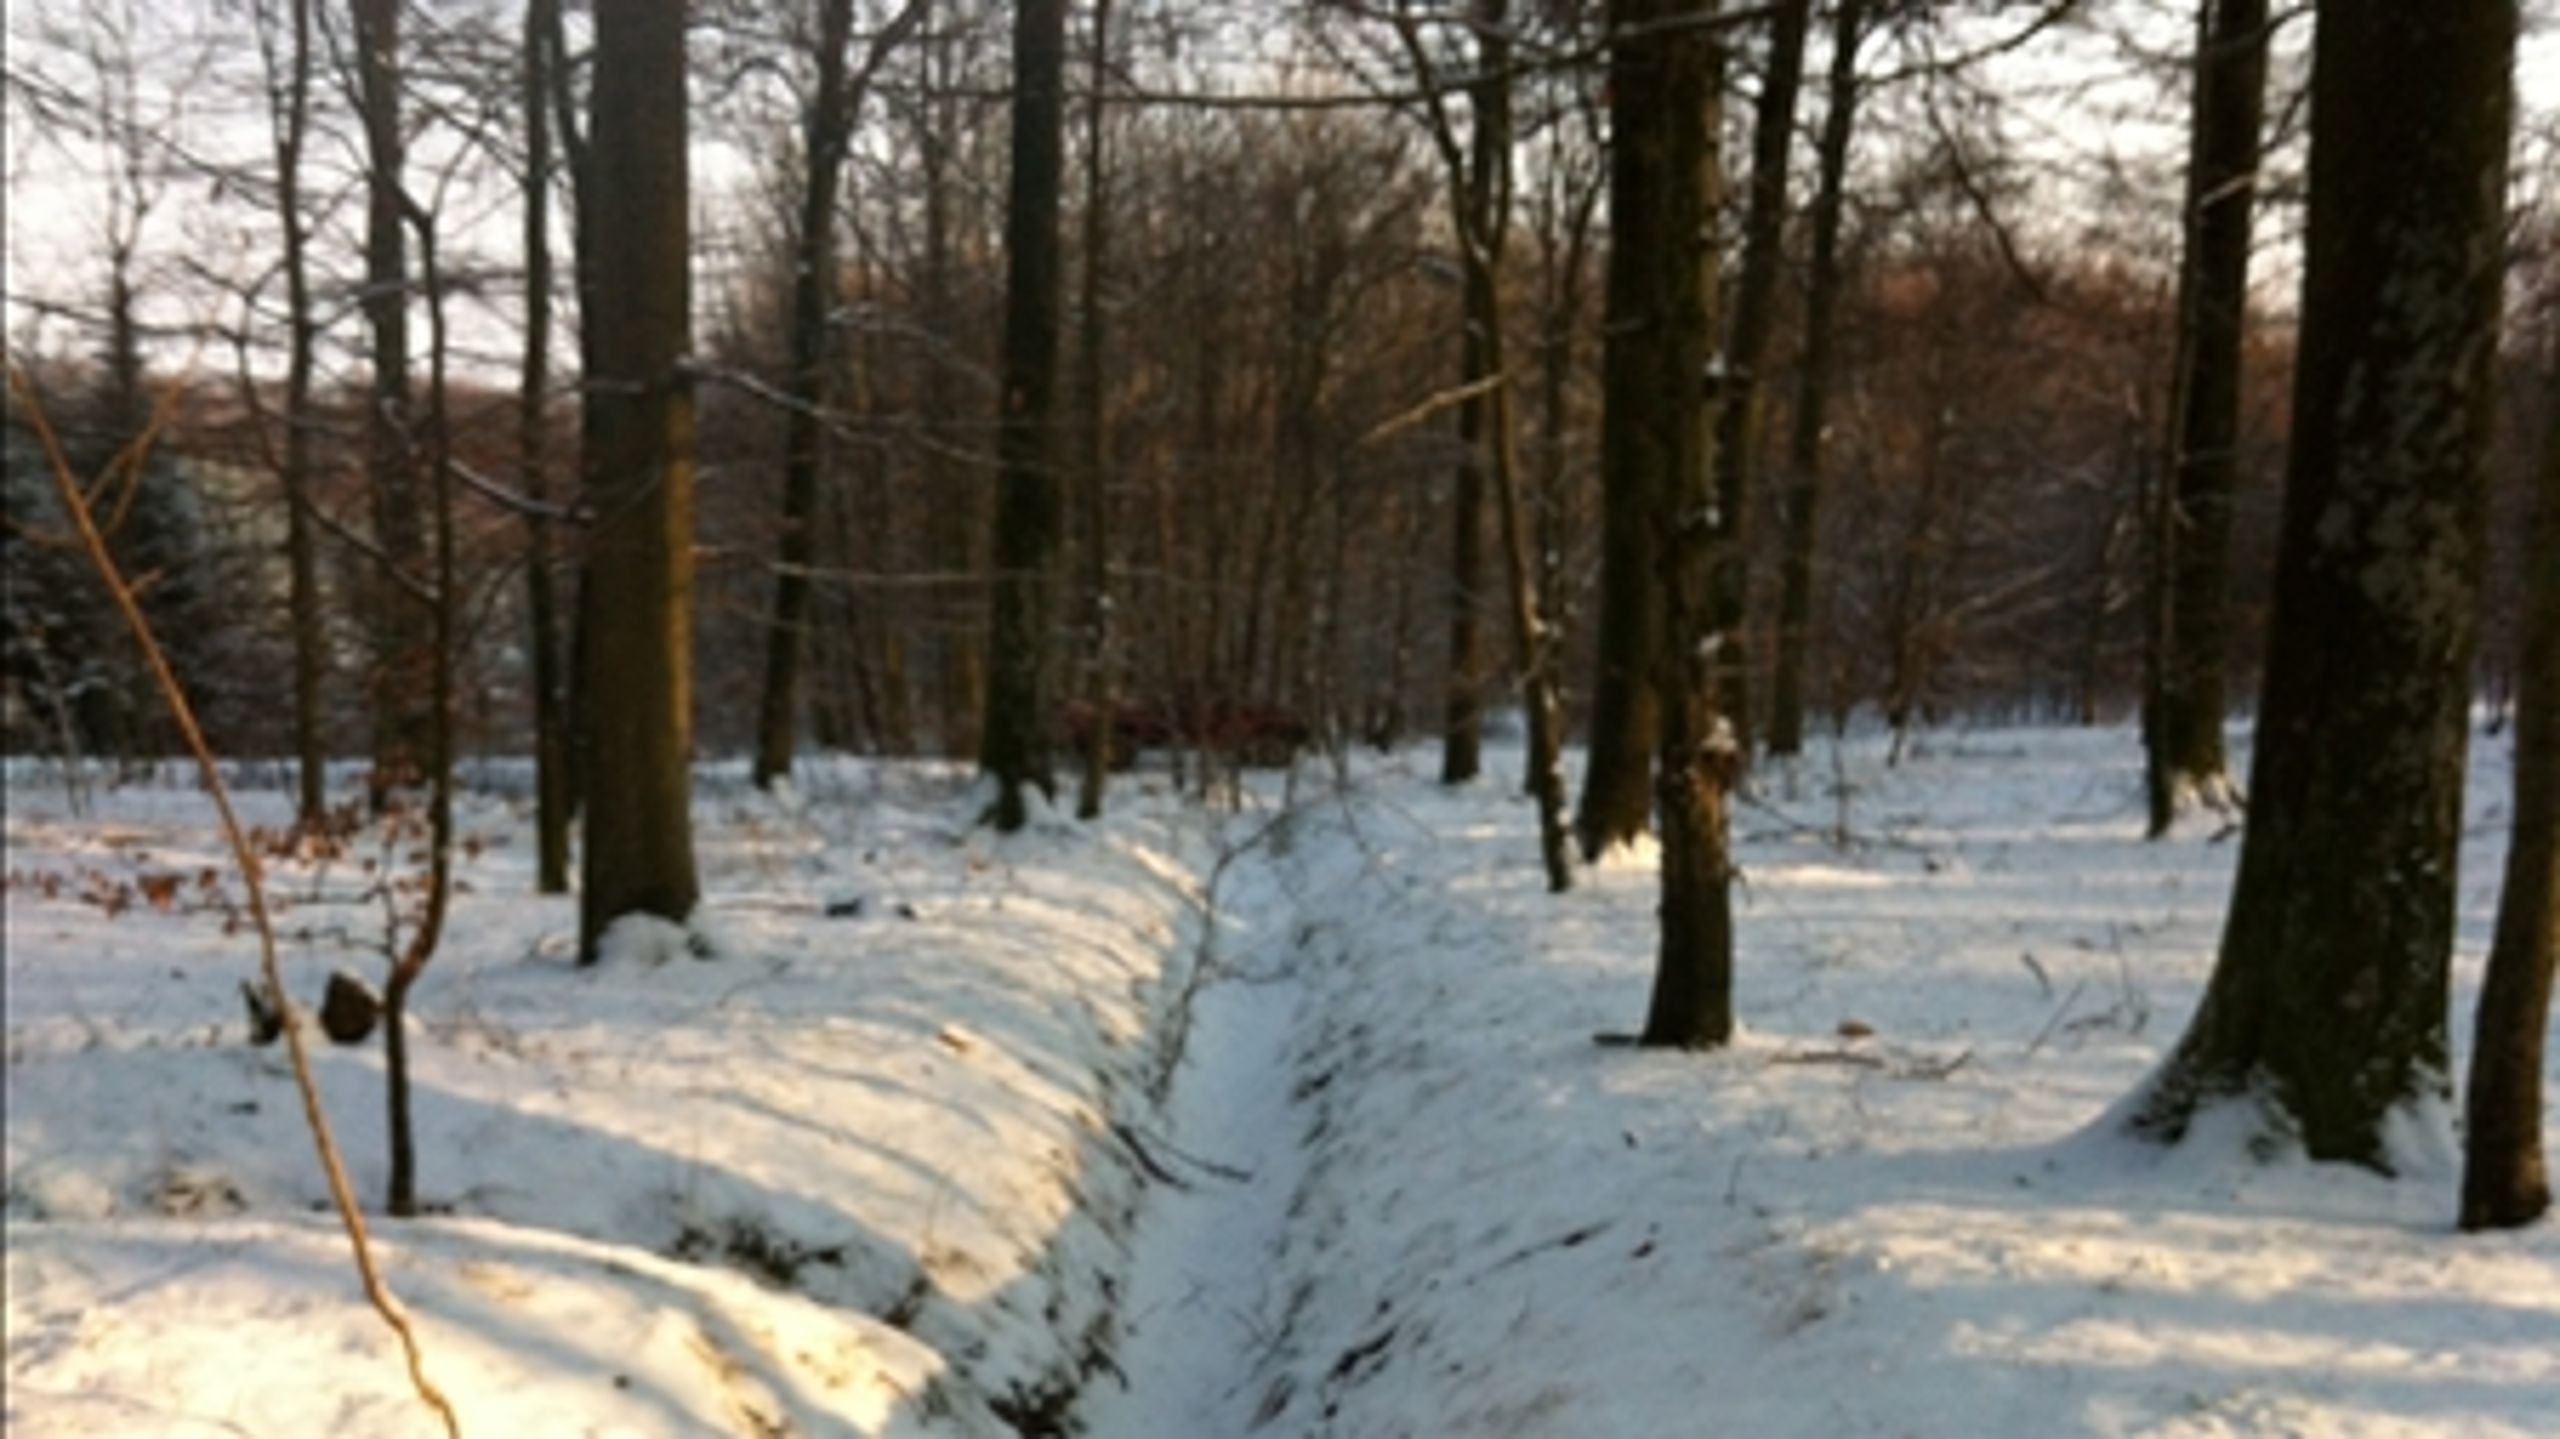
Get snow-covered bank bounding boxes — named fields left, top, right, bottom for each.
left=1173, top=727, right=2555, bottom=1438
left=7, top=724, right=2553, bottom=1438
left=6, top=762, right=1227, bottom=1436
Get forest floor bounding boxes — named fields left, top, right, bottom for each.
left=4, top=723, right=2553, bottom=1437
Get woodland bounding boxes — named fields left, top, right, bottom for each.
left=2, top=1, right=2555, bottom=1435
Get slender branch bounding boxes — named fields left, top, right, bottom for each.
left=1354, top=371, right=1510, bottom=449
left=7, top=363, right=461, bottom=1439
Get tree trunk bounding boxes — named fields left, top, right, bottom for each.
left=540, top=0, right=592, bottom=832
left=2145, top=0, right=2269, bottom=835
left=1073, top=0, right=1115, bottom=819
left=752, top=0, right=860, bottom=791
left=979, top=0, right=1068, bottom=831
left=523, top=0, right=570, bottom=893
left=1572, top=400, right=1660, bottom=853
left=2461, top=346, right=2558, bottom=1230
left=1709, top=0, right=1811, bottom=759
left=387, top=204, right=460, bottom=1218
left=1436, top=0, right=1509, bottom=789
left=1607, top=0, right=1733, bottom=1047
left=577, top=0, right=700, bottom=958
left=1767, top=0, right=1864, bottom=759
left=269, top=0, right=326, bottom=825
left=919, top=8, right=982, bottom=760
left=2128, top=0, right=2514, bottom=1167
left=1404, top=0, right=1570, bottom=886
left=354, top=0, right=427, bottom=811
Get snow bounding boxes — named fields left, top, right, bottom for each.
left=7, top=724, right=2553, bottom=1438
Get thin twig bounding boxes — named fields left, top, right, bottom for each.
left=8, top=364, right=462, bottom=1439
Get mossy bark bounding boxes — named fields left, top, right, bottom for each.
left=2130, top=0, right=2514, bottom=1166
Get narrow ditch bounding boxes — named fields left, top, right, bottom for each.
left=1070, top=835, right=1321, bottom=1437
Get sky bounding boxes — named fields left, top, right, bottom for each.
left=3, top=0, right=2556, bottom=386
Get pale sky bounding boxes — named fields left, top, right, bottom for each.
left=4, top=1, right=2556, bottom=385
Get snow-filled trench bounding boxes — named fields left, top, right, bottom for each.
left=1080, top=729, right=2559, bottom=1439
left=7, top=726, right=2554, bottom=1439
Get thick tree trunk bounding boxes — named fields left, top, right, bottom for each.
left=2129, top=0, right=2514, bottom=1167
left=2145, top=0, right=2269, bottom=835
left=1709, top=0, right=1811, bottom=758
left=1767, top=0, right=1864, bottom=760
left=354, top=0, right=427, bottom=810
left=577, top=0, right=700, bottom=958
left=753, top=0, right=859, bottom=791
left=1573, top=438, right=1660, bottom=853
left=2461, top=350, right=2558, bottom=1230
left=523, top=0, right=569, bottom=893
left=979, top=0, right=1068, bottom=831
left=1608, top=0, right=1733, bottom=1048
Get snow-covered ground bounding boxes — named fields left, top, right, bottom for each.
left=6, top=724, right=2553, bottom=1437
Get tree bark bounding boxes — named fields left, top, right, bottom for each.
left=353, top=0, right=427, bottom=810
left=1767, top=0, right=1864, bottom=759
left=540, top=0, right=592, bottom=831
left=2129, top=0, right=2514, bottom=1167
left=1573, top=394, right=1660, bottom=852
left=577, top=0, right=700, bottom=958
left=523, top=0, right=569, bottom=893
left=1401, top=0, right=1572, bottom=887
left=1609, top=0, right=1733, bottom=1047
left=1708, top=0, right=1811, bottom=757
left=1437, top=0, right=1509, bottom=789
left=387, top=202, right=459, bottom=1218
left=266, top=0, right=326, bottom=825
left=979, top=0, right=1068, bottom=831
left=752, top=0, right=860, bottom=791
left=2461, top=347, right=2558, bottom=1230
left=919, top=8, right=982, bottom=761
left=2145, top=0, right=2269, bottom=835
left=1075, top=0, right=1115, bottom=820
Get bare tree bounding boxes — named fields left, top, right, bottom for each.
left=1708, top=0, right=1812, bottom=755
left=2128, top=0, right=2515, bottom=1167
left=979, top=0, right=1067, bottom=830
left=1768, top=0, right=1863, bottom=759
left=750, top=0, right=927, bottom=790
left=351, top=0, right=430, bottom=811
left=1612, top=0, right=1736, bottom=1047
left=2143, top=0, right=2270, bottom=835
left=1390, top=0, right=1573, bottom=887
left=2462, top=338, right=2557, bottom=1231
left=522, top=0, right=571, bottom=891
left=250, top=0, right=329, bottom=825
left=579, top=0, right=701, bottom=956
left=1075, top=0, right=1116, bottom=819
